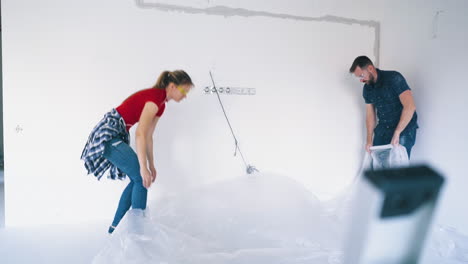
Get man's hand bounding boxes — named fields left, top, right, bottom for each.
left=149, top=164, right=157, bottom=183
left=391, top=131, right=401, bottom=146
left=140, top=167, right=152, bottom=189
left=365, top=142, right=373, bottom=153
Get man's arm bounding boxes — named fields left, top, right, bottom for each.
left=391, top=90, right=417, bottom=145
left=366, top=103, right=376, bottom=152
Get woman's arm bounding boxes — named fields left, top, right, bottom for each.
left=136, top=102, right=158, bottom=188
left=147, top=117, right=159, bottom=182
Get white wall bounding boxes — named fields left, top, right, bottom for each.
left=2, top=0, right=375, bottom=227
left=2, top=0, right=467, bottom=235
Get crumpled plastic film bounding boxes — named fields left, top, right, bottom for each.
left=93, top=173, right=342, bottom=264
left=430, top=225, right=468, bottom=262
left=93, top=147, right=468, bottom=264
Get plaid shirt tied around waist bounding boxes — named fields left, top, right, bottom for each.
left=81, top=109, right=129, bottom=180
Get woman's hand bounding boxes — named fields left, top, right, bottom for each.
left=149, top=164, right=157, bottom=183
left=140, top=167, right=153, bottom=188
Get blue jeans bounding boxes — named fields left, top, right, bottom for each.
left=103, top=138, right=147, bottom=231
left=373, top=128, right=417, bottom=158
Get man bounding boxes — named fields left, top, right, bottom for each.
left=349, top=56, right=418, bottom=158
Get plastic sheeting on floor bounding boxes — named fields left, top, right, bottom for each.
left=94, top=173, right=343, bottom=264
left=93, top=145, right=468, bottom=264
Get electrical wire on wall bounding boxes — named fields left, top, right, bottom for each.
left=209, top=71, right=258, bottom=175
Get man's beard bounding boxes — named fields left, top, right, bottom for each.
left=365, top=74, right=376, bottom=85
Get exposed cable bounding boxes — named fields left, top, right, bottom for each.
left=209, top=71, right=258, bottom=174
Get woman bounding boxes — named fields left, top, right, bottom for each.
left=81, top=70, right=193, bottom=233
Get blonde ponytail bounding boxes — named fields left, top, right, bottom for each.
left=153, top=70, right=193, bottom=89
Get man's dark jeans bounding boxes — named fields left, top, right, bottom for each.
left=373, top=128, right=417, bottom=158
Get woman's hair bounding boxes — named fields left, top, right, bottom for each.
left=153, top=70, right=194, bottom=89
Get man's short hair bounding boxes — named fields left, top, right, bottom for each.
left=349, top=56, right=374, bottom=73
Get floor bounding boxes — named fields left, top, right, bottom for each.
left=0, top=172, right=466, bottom=264
left=0, top=222, right=108, bottom=264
